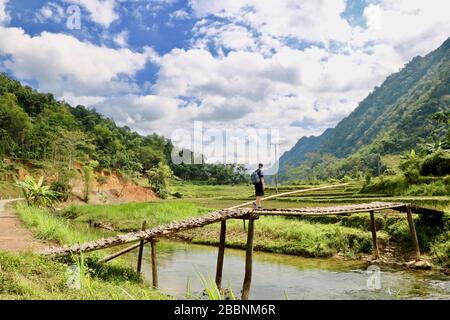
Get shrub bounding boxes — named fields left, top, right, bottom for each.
left=172, top=191, right=183, bottom=199
left=50, top=180, right=71, bottom=202
left=405, top=182, right=449, bottom=196
left=420, top=151, right=450, bottom=176
left=403, top=168, right=420, bottom=184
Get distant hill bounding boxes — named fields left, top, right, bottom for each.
left=279, top=37, right=450, bottom=180
left=0, top=74, right=247, bottom=185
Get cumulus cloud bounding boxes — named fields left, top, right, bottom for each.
left=65, top=0, right=119, bottom=28
left=148, top=0, right=450, bottom=154
left=36, top=3, right=65, bottom=24
left=189, top=0, right=354, bottom=45
left=113, top=30, right=128, bottom=47
left=0, top=26, right=156, bottom=98
left=1, top=0, right=450, bottom=159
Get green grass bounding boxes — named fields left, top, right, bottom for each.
left=0, top=251, right=170, bottom=300
left=9, top=203, right=171, bottom=300
left=181, top=215, right=389, bottom=258
left=16, top=203, right=104, bottom=244
left=57, top=182, right=450, bottom=266
left=63, top=201, right=212, bottom=231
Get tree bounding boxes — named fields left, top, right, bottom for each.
left=82, top=165, right=94, bottom=202
left=146, top=163, right=173, bottom=199
left=432, top=111, right=450, bottom=149
left=96, top=175, right=109, bottom=192
left=0, top=93, right=31, bottom=155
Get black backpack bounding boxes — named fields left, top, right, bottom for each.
left=250, top=170, right=260, bottom=184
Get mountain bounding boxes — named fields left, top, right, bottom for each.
left=279, top=38, right=450, bottom=179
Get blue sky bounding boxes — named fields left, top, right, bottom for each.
left=0, top=0, right=449, bottom=165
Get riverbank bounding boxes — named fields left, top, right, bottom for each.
left=0, top=203, right=170, bottom=300
left=4, top=193, right=450, bottom=299
left=54, top=196, right=449, bottom=269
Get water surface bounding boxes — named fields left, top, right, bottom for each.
left=133, top=240, right=450, bottom=300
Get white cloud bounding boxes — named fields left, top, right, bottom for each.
left=92, top=94, right=183, bottom=136
left=66, top=0, right=119, bottom=28
left=36, top=3, right=65, bottom=24
left=170, top=9, right=190, bottom=20
left=1, top=0, right=450, bottom=160
left=0, top=0, right=9, bottom=25
left=0, top=26, right=155, bottom=97
left=113, top=30, right=128, bottom=47
left=189, top=0, right=354, bottom=45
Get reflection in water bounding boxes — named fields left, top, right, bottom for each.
left=133, top=240, right=450, bottom=300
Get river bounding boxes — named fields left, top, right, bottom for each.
left=134, top=240, right=450, bottom=300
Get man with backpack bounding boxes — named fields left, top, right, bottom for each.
left=251, top=163, right=265, bottom=209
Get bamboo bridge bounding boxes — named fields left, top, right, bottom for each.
left=41, top=184, right=445, bottom=300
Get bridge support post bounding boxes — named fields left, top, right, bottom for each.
left=136, top=220, right=147, bottom=273
left=242, top=217, right=255, bottom=300
left=215, top=220, right=227, bottom=289
left=406, top=206, right=421, bottom=260
left=151, top=240, right=158, bottom=288
left=369, top=211, right=379, bottom=259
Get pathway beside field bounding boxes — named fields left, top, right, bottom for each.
left=0, top=199, right=46, bottom=252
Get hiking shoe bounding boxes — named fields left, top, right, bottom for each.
left=252, top=202, right=257, bottom=209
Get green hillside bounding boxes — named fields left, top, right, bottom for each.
left=0, top=74, right=247, bottom=191
left=279, top=38, right=450, bottom=183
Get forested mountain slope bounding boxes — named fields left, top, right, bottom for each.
left=279, top=38, right=450, bottom=179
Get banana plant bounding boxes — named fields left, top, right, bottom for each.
left=15, top=176, right=60, bottom=208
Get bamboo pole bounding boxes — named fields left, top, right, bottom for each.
left=99, top=241, right=148, bottom=263
left=136, top=221, right=147, bottom=273
left=406, top=206, right=421, bottom=260
left=229, top=183, right=349, bottom=209
left=151, top=240, right=158, bottom=288
left=241, top=217, right=255, bottom=300
left=215, top=220, right=227, bottom=289
left=369, top=211, right=379, bottom=259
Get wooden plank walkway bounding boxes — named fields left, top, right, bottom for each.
left=255, top=202, right=407, bottom=216
left=42, top=208, right=253, bottom=257
left=42, top=201, right=444, bottom=257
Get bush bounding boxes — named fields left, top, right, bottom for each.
left=50, top=180, right=71, bottom=202
left=360, top=175, right=405, bottom=195
left=420, top=151, right=450, bottom=176
left=405, top=182, right=449, bottom=196
left=403, top=168, right=420, bottom=184
left=172, top=191, right=183, bottom=199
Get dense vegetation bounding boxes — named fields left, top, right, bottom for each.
left=279, top=38, right=450, bottom=189
left=0, top=73, right=247, bottom=188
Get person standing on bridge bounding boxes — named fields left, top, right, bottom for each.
left=251, top=163, right=265, bottom=209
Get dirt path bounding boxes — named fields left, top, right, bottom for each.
left=0, top=199, right=47, bottom=252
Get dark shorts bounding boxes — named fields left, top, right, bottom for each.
left=255, top=183, right=264, bottom=196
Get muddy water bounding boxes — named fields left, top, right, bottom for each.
left=134, top=240, right=450, bottom=300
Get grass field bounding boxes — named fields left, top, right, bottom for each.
left=5, top=180, right=449, bottom=300
left=55, top=181, right=449, bottom=266
left=1, top=204, right=170, bottom=300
